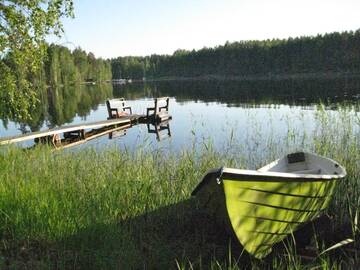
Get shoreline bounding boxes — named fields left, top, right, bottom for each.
left=138, top=71, right=360, bottom=83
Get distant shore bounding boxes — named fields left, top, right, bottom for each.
left=139, top=71, right=360, bottom=83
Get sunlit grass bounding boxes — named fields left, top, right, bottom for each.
left=0, top=104, right=359, bottom=269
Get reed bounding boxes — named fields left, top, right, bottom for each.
left=0, top=105, right=358, bottom=269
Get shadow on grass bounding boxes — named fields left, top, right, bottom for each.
left=2, top=200, right=356, bottom=269
left=53, top=198, right=247, bottom=269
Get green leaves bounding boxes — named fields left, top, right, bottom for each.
left=0, top=0, right=74, bottom=121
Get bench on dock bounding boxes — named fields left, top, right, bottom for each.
left=106, top=98, right=132, bottom=119
left=146, top=97, right=171, bottom=122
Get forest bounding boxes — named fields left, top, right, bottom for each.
left=113, top=78, right=360, bottom=107
left=0, top=44, right=112, bottom=123
left=111, top=30, right=360, bottom=80
left=45, top=44, right=112, bottom=86
left=2, top=30, right=360, bottom=126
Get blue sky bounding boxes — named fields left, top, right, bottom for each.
left=52, top=0, right=360, bottom=58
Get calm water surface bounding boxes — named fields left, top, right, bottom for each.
left=1, top=78, right=359, bottom=160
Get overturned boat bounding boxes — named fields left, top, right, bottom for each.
left=192, top=152, right=346, bottom=259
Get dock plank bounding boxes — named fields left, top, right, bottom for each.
left=0, top=115, right=143, bottom=145
left=56, top=123, right=131, bottom=150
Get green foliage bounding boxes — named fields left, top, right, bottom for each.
left=1, top=44, right=113, bottom=126
left=111, top=30, right=360, bottom=80
left=0, top=0, right=74, bottom=121
left=46, top=83, right=112, bottom=127
left=113, top=78, right=360, bottom=109
left=111, top=56, right=145, bottom=79
left=44, top=44, right=112, bottom=86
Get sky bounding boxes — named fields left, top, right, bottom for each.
left=51, top=0, right=360, bottom=59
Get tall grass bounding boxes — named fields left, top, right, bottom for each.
left=0, top=105, right=359, bottom=269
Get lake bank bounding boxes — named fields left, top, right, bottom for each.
left=2, top=77, right=360, bottom=153
left=143, top=71, right=360, bottom=83
left=1, top=106, right=358, bottom=269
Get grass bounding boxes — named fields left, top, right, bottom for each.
left=0, top=105, right=359, bottom=269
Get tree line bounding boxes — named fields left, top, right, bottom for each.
left=17, top=83, right=113, bottom=132
left=1, top=44, right=112, bottom=122
left=1, top=0, right=75, bottom=122
left=113, top=78, right=360, bottom=109
left=45, top=44, right=112, bottom=86
left=111, top=30, right=360, bottom=80
left=1, top=0, right=111, bottom=123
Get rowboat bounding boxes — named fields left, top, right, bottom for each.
left=191, top=152, right=346, bottom=258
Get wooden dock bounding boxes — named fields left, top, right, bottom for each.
left=0, top=96, right=173, bottom=150
left=53, top=124, right=130, bottom=150
left=0, top=115, right=144, bottom=146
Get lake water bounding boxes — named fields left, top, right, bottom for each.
left=1, top=78, right=359, bottom=164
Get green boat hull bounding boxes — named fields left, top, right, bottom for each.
left=223, top=178, right=336, bottom=258
left=192, top=153, right=346, bottom=258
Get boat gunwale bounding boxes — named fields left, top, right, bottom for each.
left=222, top=153, right=346, bottom=181
left=221, top=168, right=345, bottom=182
left=191, top=153, right=346, bottom=196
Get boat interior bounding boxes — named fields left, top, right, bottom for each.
left=257, top=152, right=344, bottom=176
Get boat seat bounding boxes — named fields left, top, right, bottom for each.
left=290, top=168, right=321, bottom=174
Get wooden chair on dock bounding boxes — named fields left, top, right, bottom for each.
left=146, top=97, right=171, bottom=122
left=106, top=98, right=132, bottom=119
